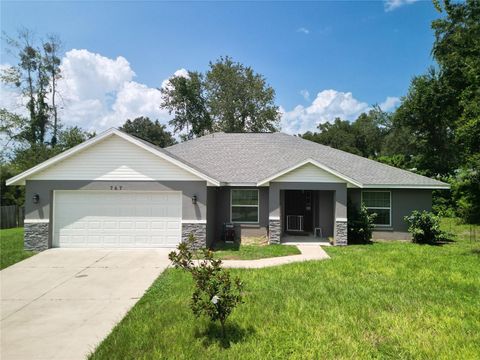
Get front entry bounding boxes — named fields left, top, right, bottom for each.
left=284, top=190, right=314, bottom=234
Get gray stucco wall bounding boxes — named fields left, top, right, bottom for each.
left=315, top=191, right=334, bottom=238
left=25, top=180, right=207, bottom=221
left=206, top=187, right=217, bottom=247
left=348, top=188, right=433, bottom=234
left=213, top=186, right=269, bottom=241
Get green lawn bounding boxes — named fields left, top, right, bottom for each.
left=210, top=243, right=300, bottom=260
left=91, top=218, right=480, bottom=359
left=0, top=227, right=36, bottom=270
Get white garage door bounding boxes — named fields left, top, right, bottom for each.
left=53, top=191, right=182, bottom=248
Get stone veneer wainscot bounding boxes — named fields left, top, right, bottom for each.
left=268, top=218, right=281, bottom=244
left=181, top=222, right=207, bottom=249
left=334, top=219, right=348, bottom=245
left=24, top=221, right=49, bottom=251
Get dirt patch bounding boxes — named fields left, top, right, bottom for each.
left=240, top=236, right=268, bottom=246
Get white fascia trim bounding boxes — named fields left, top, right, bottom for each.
left=223, top=182, right=258, bottom=187
left=181, top=219, right=207, bottom=224
left=362, top=184, right=450, bottom=190
left=256, top=158, right=362, bottom=188
left=24, top=219, right=50, bottom=223
left=6, top=128, right=220, bottom=186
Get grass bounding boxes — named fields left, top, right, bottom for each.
left=0, top=227, right=36, bottom=270
left=90, top=218, right=480, bottom=359
left=210, top=243, right=300, bottom=260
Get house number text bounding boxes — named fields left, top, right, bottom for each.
left=110, top=185, right=123, bottom=190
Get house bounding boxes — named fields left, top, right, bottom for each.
left=6, top=128, right=450, bottom=251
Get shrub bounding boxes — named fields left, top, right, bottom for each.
left=169, top=234, right=244, bottom=338
left=404, top=210, right=452, bottom=244
left=347, top=201, right=376, bottom=244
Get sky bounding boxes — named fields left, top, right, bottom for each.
left=0, top=0, right=441, bottom=135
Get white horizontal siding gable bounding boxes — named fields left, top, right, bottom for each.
left=31, top=134, right=202, bottom=181
left=273, top=163, right=345, bottom=183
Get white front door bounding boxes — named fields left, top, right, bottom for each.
left=53, top=191, right=182, bottom=248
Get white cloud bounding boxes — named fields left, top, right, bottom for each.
left=57, top=49, right=175, bottom=131
left=59, top=49, right=135, bottom=102
left=161, top=68, right=189, bottom=89
left=384, top=0, right=419, bottom=12
left=280, top=89, right=399, bottom=134
left=379, top=96, right=400, bottom=111
left=300, top=89, right=310, bottom=101
left=1, top=49, right=187, bottom=132
left=297, top=27, right=310, bottom=35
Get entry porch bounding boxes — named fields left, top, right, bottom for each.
left=267, top=182, right=348, bottom=245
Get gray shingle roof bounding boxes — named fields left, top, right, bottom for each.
left=164, top=132, right=449, bottom=187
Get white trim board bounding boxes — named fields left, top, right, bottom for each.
left=24, top=219, right=50, bottom=223
left=6, top=128, right=220, bottom=186
left=181, top=220, right=207, bottom=224
left=362, top=184, right=450, bottom=189
left=257, top=158, right=362, bottom=188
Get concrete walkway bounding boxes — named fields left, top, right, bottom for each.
left=222, top=245, right=330, bottom=269
left=1, top=249, right=171, bottom=360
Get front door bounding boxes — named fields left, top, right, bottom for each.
left=284, top=190, right=313, bottom=233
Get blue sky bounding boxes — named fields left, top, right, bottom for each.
left=1, top=0, right=440, bottom=133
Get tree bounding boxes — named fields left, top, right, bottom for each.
left=56, top=126, right=95, bottom=151
left=0, top=162, right=24, bottom=207
left=391, top=68, right=459, bottom=176
left=161, top=71, right=211, bottom=140
left=169, top=234, right=244, bottom=339
left=432, top=0, right=480, bottom=165
left=303, top=118, right=359, bottom=155
left=302, top=107, right=390, bottom=159
left=0, top=109, right=29, bottom=155
left=351, top=106, right=389, bottom=158
left=1, top=29, right=63, bottom=145
left=205, top=56, right=280, bottom=133
left=450, top=155, right=480, bottom=224
left=42, top=35, right=62, bottom=146
left=160, top=57, right=280, bottom=138
left=120, top=117, right=176, bottom=147
left=1, top=125, right=94, bottom=207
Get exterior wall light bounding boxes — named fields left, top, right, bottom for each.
left=33, top=193, right=40, bottom=204
left=192, top=195, right=197, bottom=205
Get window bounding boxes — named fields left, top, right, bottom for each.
left=231, top=189, right=259, bottom=223
left=362, top=191, right=391, bottom=226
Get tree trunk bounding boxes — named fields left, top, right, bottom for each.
left=220, top=319, right=226, bottom=339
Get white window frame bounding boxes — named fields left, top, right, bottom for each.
left=230, top=189, right=260, bottom=224
left=361, top=190, right=392, bottom=227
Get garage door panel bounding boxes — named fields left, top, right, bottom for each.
left=54, top=191, right=182, bottom=248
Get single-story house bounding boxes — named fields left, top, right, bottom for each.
left=7, top=128, right=449, bottom=251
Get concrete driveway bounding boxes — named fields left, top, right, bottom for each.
left=1, top=248, right=171, bottom=360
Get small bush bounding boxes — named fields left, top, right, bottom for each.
left=169, top=234, right=244, bottom=338
left=404, top=210, right=452, bottom=244
left=347, top=202, right=376, bottom=244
